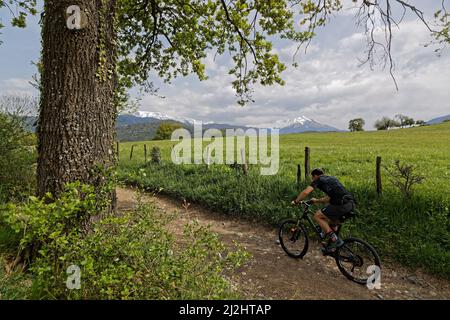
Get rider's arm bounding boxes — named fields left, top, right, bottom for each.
left=293, top=186, right=314, bottom=204
left=315, top=196, right=330, bottom=204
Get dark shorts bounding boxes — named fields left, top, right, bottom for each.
left=322, top=201, right=355, bottom=220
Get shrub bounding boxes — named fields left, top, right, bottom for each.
left=2, top=182, right=108, bottom=265
left=0, top=112, right=36, bottom=203
left=151, top=146, right=162, bottom=163
left=384, top=160, right=425, bottom=199
left=1, top=183, right=249, bottom=299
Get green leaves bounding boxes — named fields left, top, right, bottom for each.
left=154, top=123, right=183, bottom=141
left=114, top=0, right=341, bottom=105
left=0, top=108, right=36, bottom=203
left=2, top=1, right=448, bottom=105
left=11, top=12, right=27, bottom=27
left=433, top=7, right=449, bottom=45
left=0, top=0, right=37, bottom=30
left=2, top=177, right=249, bottom=299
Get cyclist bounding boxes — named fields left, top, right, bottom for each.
left=291, top=168, right=355, bottom=251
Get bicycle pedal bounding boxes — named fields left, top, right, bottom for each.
left=321, top=247, right=336, bottom=256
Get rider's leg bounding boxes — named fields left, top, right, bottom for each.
left=316, top=209, right=344, bottom=248
left=314, top=210, right=332, bottom=234
left=329, top=221, right=340, bottom=233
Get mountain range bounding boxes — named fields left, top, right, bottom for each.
left=427, top=114, right=450, bottom=125
left=272, top=116, right=341, bottom=134
left=115, top=112, right=341, bottom=141
left=22, top=112, right=450, bottom=142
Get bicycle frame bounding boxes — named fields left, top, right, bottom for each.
left=298, top=202, right=342, bottom=241
left=280, top=202, right=381, bottom=284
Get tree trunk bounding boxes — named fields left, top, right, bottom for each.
left=37, top=0, right=117, bottom=203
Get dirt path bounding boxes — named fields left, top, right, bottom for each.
left=117, top=187, right=450, bottom=300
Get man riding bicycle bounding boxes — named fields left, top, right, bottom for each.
left=292, top=168, right=355, bottom=252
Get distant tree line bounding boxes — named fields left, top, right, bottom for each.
left=374, top=114, right=425, bottom=131
left=348, top=114, right=426, bottom=132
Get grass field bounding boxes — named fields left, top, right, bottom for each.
left=119, top=122, right=450, bottom=199
left=118, top=123, right=450, bottom=277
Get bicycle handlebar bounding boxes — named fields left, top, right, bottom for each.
left=300, top=200, right=313, bottom=206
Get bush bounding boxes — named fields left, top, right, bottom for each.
left=1, top=183, right=249, bottom=299
left=384, top=160, right=424, bottom=199
left=151, top=146, right=162, bottom=164
left=0, top=112, right=36, bottom=203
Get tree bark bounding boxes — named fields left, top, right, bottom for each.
left=37, top=0, right=117, bottom=201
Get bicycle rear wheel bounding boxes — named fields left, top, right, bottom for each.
left=335, top=237, right=381, bottom=285
left=278, top=219, right=309, bottom=258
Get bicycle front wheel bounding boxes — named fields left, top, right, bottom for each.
left=335, top=237, right=381, bottom=285
left=278, top=219, right=309, bottom=259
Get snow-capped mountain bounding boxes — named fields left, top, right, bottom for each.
left=25, top=111, right=342, bottom=141
left=270, top=116, right=341, bottom=134
left=136, top=111, right=214, bottom=125
left=115, top=111, right=342, bottom=141
left=272, top=116, right=313, bottom=129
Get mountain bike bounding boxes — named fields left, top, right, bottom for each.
left=278, top=200, right=381, bottom=285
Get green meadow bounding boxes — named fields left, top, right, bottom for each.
left=118, top=123, right=450, bottom=277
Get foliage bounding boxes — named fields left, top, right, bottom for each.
left=384, top=160, right=425, bottom=199
left=395, top=114, right=415, bottom=128
left=117, top=121, right=188, bottom=142
left=416, top=120, right=426, bottom=126
left=348, top=118, right=365, bottom=132
left=154, top=123, right=183, bottom=141
left=0, top=182, right=249, bottom=299
left=151, top=146, right=162, bottom=163
left=2, top=183, right=110, bottom=262
left=0, top=111, right=36, bottom=203
left=117, top=122, right=450, bottom=277
left=433, top=6, right=450, bottom=46
left=3, top=1, right=448, bottom=104
left=115, top=0, right=325, bottom=105
left=0, top=1, right=37, bottom=30
left=374, top=116, right=400, bottom=130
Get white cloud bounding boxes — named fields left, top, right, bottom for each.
left=139, top=11, right=449, bottom=130
left=0, top=78, right=37, bottom=96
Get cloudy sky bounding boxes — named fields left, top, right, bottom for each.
left=0, top=1, right=449, bottom=130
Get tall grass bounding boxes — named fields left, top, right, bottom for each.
left=118, top=123, right=450, bottom=277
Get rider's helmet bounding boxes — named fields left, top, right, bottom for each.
left=311, top=168, right=324, bottom=176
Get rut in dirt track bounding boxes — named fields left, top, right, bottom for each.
left=117, top=187, right=450, bottom=300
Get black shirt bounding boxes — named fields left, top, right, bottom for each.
left=310, top=175, right=353, bottom=206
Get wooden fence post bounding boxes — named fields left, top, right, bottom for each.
left=144, top=144, right=148, bottom=163
left=206, top=146, right=211, bottom=168
left=376, top=156, right=382, bottom=196
left=297, top=164, right=301, bottom=186
left=240, top=148, right=248, bottom=176
left=130, top=145, right=135, bottom=160
left=305, top=147, right=310, bottom=182
left=116, top=141, right=119, bottom=159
